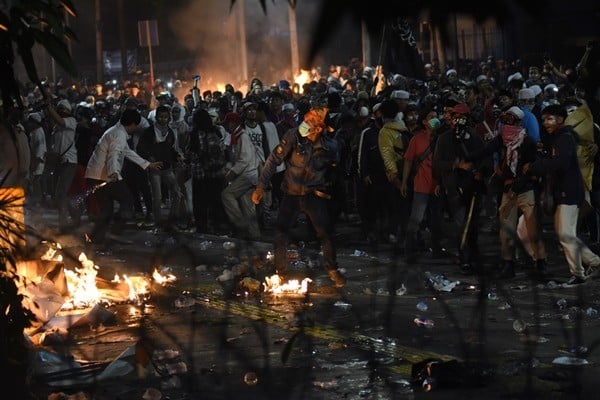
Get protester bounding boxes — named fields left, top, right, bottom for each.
left=433, top=103, right=486, bottom=275
left=524, top=104, right=600, bottom=286
left=251, top=107, right=347, bottom=287
left=85, top=109, right=162, bottom=246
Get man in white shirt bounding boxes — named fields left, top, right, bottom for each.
left=85, top=109, right=162, bottom=246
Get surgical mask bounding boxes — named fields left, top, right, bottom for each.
left=428, top=118, right=441, bottom=130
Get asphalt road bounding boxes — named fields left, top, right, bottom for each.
left=24, top=206, right=600, bottom=399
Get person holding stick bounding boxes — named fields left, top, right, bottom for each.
left=85, top=109, right=162, bottom=247
left=433, top=103, right=486, bottom=275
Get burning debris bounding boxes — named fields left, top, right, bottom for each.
left=15, top=243, right=178, bottom=336
left=263, top=274, right=312, bottom=295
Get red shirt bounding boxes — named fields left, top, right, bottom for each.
left=404, top=129, right=437, bottom=194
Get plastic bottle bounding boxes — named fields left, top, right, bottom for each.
left=416, top=301, right=429, bottom=311
left=585, top=307, right=598, bottom=318
left=414, top=317, right=434, bottom=328
left=512, top=319, right=526, bottom=333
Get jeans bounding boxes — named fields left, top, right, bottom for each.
left=555, top=204, right=600, bottom=278
left=221, top=175, right=260, bottom=239
left=88, top=178, right=133, bottom=243
left=148, top=169, right=182, bottom=225
left=274, top=194, right=336, bottom=274
left=404, top=192, right=443, bottom=255
left=498, top=190, right=546, bottom=262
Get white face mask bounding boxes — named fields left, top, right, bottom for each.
left=566, top=105, right=577, bottom=115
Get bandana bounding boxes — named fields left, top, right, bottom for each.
left=501, top=125, right=526, bottom=175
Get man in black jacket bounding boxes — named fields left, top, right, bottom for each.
left=137, top=105, right=184, bottom=229
left=525, top=104, right=600, bottom=286
left=433, top=103, right=486, bottom=275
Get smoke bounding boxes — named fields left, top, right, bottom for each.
left=169, top=0, right=306, bottom=93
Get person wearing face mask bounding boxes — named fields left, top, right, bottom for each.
left=433, top=103, right=486, bottom=275
left=401, top=107, right=446, bottom=261
left=251, top=107, right=347, bottom=288
left=524, top=104, right=600, bottom=286
left=356, top=104, right=395, bottom=244
left=468, top=106, right=547, bottom=279
left=517, top=88, right=541, bottom=144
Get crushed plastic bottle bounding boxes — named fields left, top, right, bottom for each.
left=585, top=307, right=598, bottom=318
left=552, top=356, right=589, bottom=366
left=424, top=271, right=459, bottom=292
left=512, top=319, right=526, bottom=333
left=414, top=317, right=434, bottom=328
left=416, top=301, right=429, bottom=312
left=570, top=345, right=588, bottom=356
left=223, top=241, right=236, bottom=250
left=546, top=280, right=558, bottom=289
left=395, top=284, right=407, bottom=296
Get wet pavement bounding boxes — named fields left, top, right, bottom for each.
left=24, top=206, right=600, bottom=399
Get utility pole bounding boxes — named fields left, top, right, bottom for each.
left=361, top=20, right=371, bottom=68
left=288, top=3, right=299, bottom=78
left=118, top=0, right=127, bottom=81
left=95, top=0, right=102, bottom=84
left=237, top=0, right=248, bottom=86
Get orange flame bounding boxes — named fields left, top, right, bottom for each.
left=264, top=274, right=312, bottom=294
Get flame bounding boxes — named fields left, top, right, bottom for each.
left=152, top=268, right=177, bottom=285
left=61, top=252, right=101, bottom=309
left=53, top=245, right=177, bottom=309
left=293, top=69, right=311, bottom=94
left=263, top=274, right=312, bottom=295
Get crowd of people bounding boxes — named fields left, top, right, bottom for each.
left=3, top=41, right=600, bottom=287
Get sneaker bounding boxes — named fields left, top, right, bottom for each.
left=562, top=276, right=587, bottom=288
left=328, top=269, right=346, bottom=288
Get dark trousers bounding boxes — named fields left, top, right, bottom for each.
left=123, top=161, right=152, bottom=216
left=447, top=190, right=481, bottom=265
left=88, top=178, right=133, bottom=243
left=192, top=177, right=227, bottom=232
left=356, top=178, right=396, bottom=238
left=274, top=194, right=336, bottom=274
